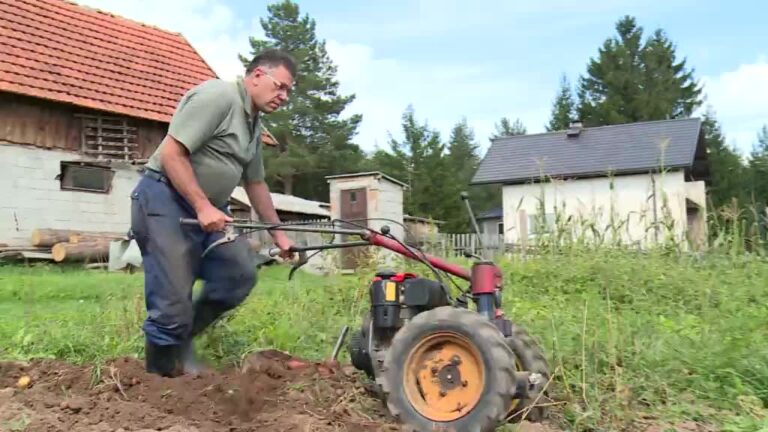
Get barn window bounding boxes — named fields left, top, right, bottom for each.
left=77, top=114, right=139, bottom=161
left=59, top=162, right=114, bottom=193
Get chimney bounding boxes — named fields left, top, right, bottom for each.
left=566, top=120, right=583, bottom=137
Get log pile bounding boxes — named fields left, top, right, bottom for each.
left=0, top=228, right=126, bottom=263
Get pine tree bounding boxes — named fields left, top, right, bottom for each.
left=576, top=15, right=703, bottom=126
left=545, top=74, right=576, bottom=131
left=442, top=118, right=481, bottom=232
left=240, top=0, right=363, bottom=199
left=702, top=107, right=748, bottom=210
left=491, top=117, right=526, bottom=138
left=370, top=107, right=447, bottom=220
left=748, top=125, right=768, bottom=209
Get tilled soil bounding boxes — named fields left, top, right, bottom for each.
left=0, top=352, right=718, bottom=432
left=0, top=350, right=398, bottom=432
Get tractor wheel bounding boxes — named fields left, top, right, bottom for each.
left=348, top=329, right=374, bottom=379
left=380, top=306, right=516, bottom=432
left=504, top=323, right=552, bottom=423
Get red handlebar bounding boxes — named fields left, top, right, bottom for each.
left=366, top=232, right=472, bottom=281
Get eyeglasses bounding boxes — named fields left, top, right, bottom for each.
left=261, top=69, right=293, bottom=97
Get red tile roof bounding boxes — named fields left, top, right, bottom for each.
left=0, top=0, right=218, bottom=123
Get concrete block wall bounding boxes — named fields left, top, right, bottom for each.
left=0, top=143, right=142, bottom=245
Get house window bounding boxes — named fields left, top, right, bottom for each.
left=350, top=191, right=357, bottom=203
left=528, top=213, right=555, bottom=237
left=59, top=162, right=114, bottom=193
left=497, top=222, right=504, bottom=235
left=77, top=113, right=139, bottom=161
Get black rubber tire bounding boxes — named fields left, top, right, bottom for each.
left=504, top=323, right=552, bottom=423
left=348, top=329, right=375, bottom=379
left=379, top=306, right=516, bottom=432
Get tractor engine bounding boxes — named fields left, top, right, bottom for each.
left=348, top=269, right=451, bottom=379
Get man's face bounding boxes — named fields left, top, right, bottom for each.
left=246, top=65, right=294, bottom=114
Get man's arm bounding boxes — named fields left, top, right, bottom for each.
left=244, top=180, right=294, bottom=255
left=160, top=135, right=231, bottom=231
left=243, top=180, right=282, bottom=226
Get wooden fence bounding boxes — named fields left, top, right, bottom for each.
left=414, top=233, right=507, bottom=260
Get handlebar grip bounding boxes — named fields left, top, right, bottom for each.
left=180, top=218, right=200, bottom=225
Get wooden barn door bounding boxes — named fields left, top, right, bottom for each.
left=340, top=188, right=367, bottom=270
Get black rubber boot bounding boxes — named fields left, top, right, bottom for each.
left=145, top=341, right=183, bottom=377
left=190, top=298, right=231, bottom=338
left=179, top=298, right=231, bottom=374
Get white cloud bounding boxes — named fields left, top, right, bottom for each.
left=699, top=56, right=768, bottom=154
left=325, top=40, right=551, bottom=154
left=74, top=0, right=261, bottom=79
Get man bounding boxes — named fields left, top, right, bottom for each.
left=129, top=49, right=297, bottom=377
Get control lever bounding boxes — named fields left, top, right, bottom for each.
left=269, top=246, right=308, bottom=280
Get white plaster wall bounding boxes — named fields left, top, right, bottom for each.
left=327, top=175, right=407, bottom=270
left=0, top=144, right=141, bottom=245
left=374, top=179, right=405, bottom=241
left=501, top=170, right=692, bottom=247
left=479, top=219, right=502, bottom=235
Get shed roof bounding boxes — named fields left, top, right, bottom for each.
left=476, top=208, right=503, bottom=220
left=230, top=187, right=330, bottom=218
left=0, top=0, right=217, bottom=123
left=472, top=118, right=707, bottom=185
left=326, top=171, right=409, bottom=189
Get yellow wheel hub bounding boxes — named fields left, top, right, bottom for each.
left=403, top=332, right=485, bottom=422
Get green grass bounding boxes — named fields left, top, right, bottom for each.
left=1, top=249, right=766, bottom=431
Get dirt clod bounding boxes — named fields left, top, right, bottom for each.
left=0, top=351, right=397, bottom=432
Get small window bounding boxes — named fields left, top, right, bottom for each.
left=60, top=162, right=114, bottom=193
left=528, top=213, right=555, bottom=237
left=76, top=113, right=139, bottom=161
left=350, top=191, right=357, bottom=203
left=497, top=222, right=504, bottom=235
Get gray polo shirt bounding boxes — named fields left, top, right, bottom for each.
left=146, top=78, right=265, bottom=208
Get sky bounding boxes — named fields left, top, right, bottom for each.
left=76, top=0, right=768, bottom=156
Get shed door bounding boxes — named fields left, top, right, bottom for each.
left=340, top=188, right=367, bottom=270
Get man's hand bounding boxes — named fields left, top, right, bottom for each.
left=196, top=203, right=233, bottom=232
left=273, top=231, right=295, bottom=260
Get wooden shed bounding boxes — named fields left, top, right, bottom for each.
left=326, top=172, right=409, bottom=271
left=0, top=0, right=217, bottom=245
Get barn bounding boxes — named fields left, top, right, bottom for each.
left=0, top=0, right=219, bottom=247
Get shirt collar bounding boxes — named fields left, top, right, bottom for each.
left=237, top=78, right=255, bottom=119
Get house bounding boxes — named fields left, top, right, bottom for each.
left=0, top=0, right=222, bottom=245
left=471, top=118, right=710, bottom=249
left=475, top=208, right=503, bottom=236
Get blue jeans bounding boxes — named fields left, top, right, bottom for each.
left=130, top=173, right=257, bottom=346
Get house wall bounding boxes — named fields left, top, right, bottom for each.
left=478, top=218, right=503, bottom=236
left=0, top=93, right=167, bottom=159
left=0, top=144, right=141, bottom=245
left=501, top=170, right=695, bottom=247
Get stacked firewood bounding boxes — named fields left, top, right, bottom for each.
left=23, top=228, right=126, bottom=263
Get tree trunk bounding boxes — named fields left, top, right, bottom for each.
left=31, top=229, right=78, bottom=247
left=51, top=240, right=110, bottom=263
left=283, top=175, right=293, bottom=196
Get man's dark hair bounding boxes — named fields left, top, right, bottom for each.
left=245, top=49, right=297, bottom=78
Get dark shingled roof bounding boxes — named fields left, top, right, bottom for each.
left=477, top=208, right=503, bottom=220
left=471, top=118, right=707, bottom=185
